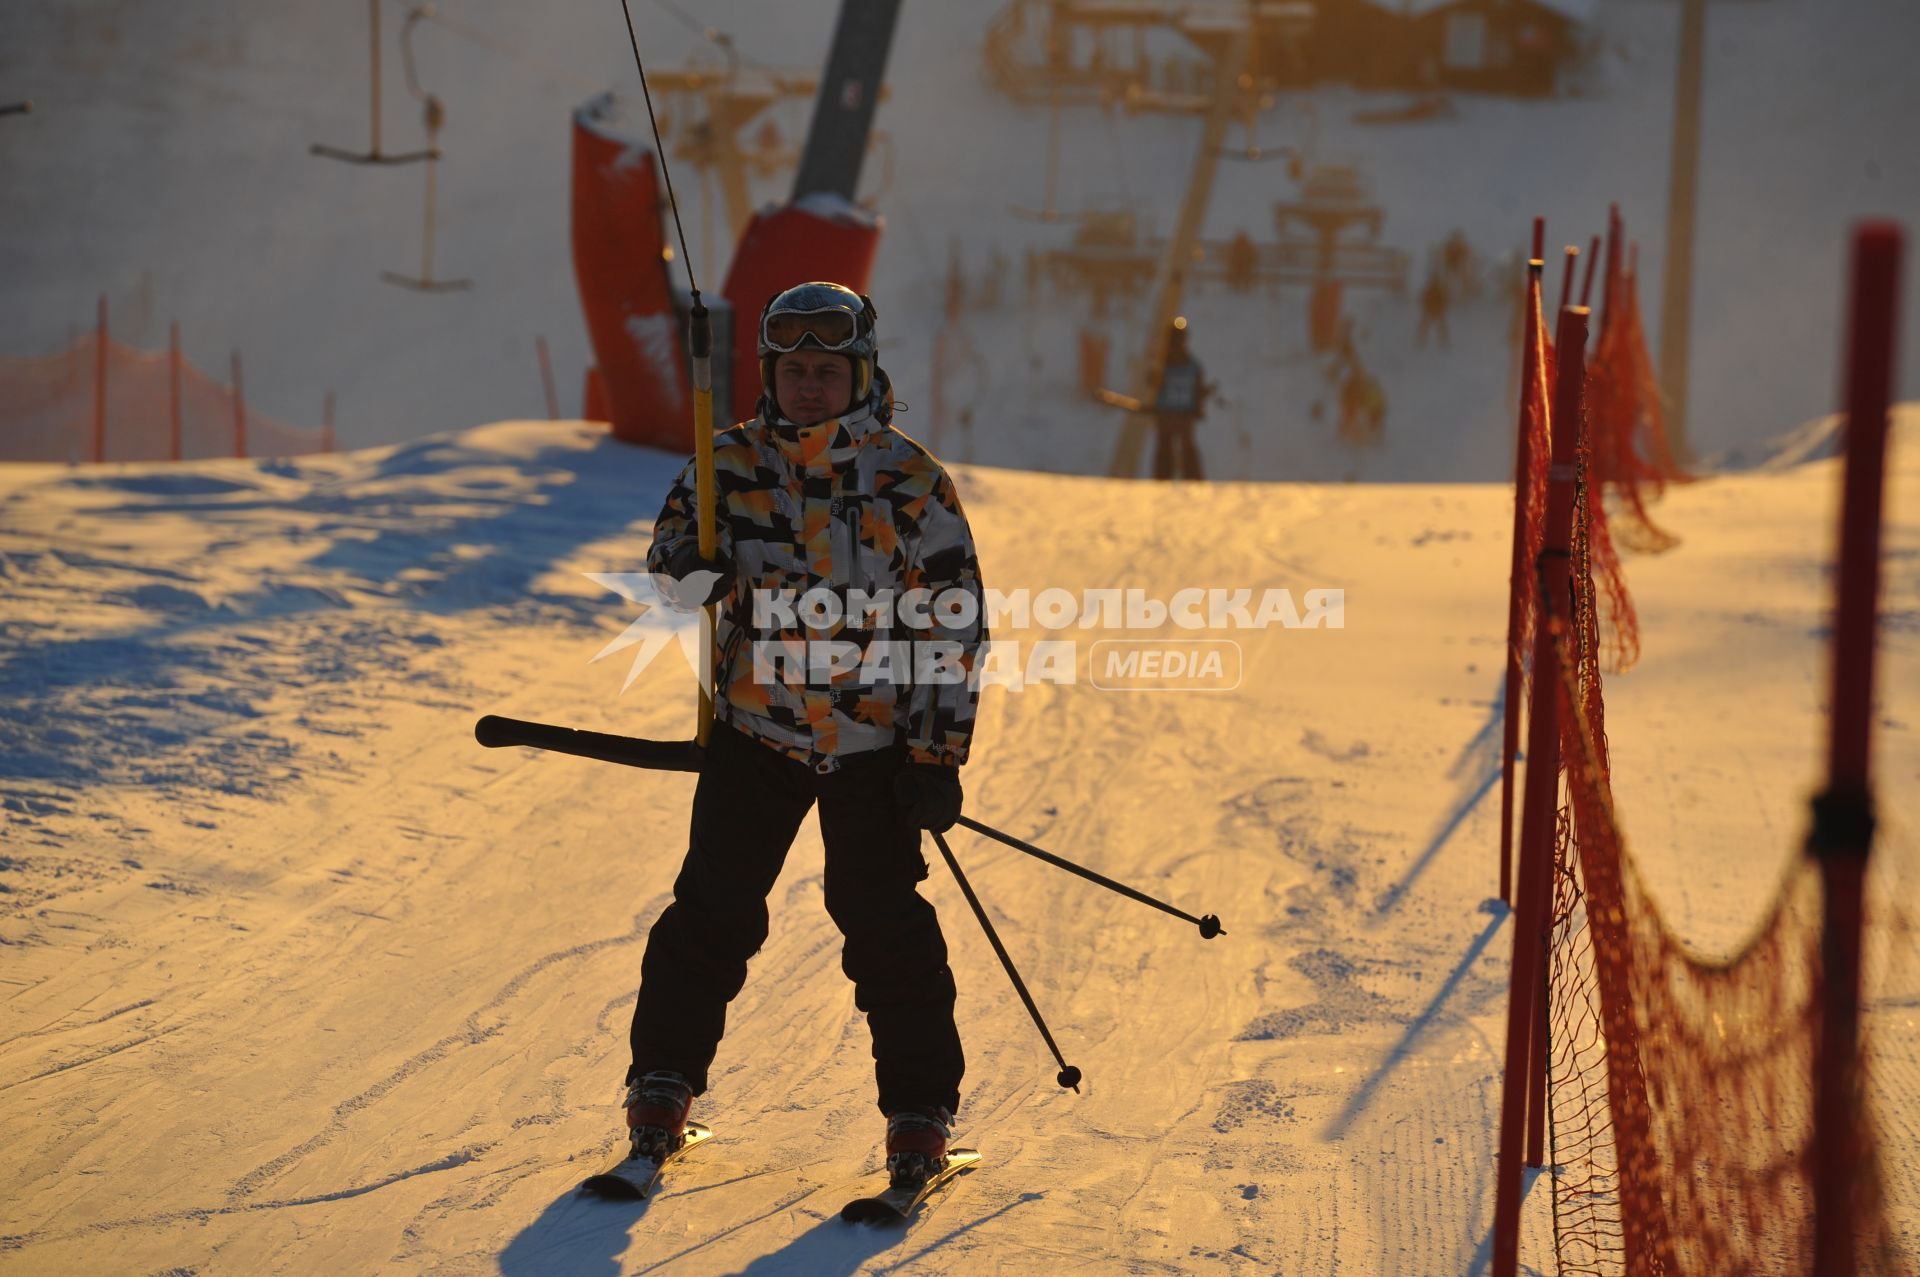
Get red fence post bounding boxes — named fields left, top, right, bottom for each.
left=1499, top=252, right=1546, bottom=903
left=1492, top=301, right=1591, bottom=1277
left=536, top=336, right=560, bottom=421
left=231, top=350, right=247, bottom=459
left=1811, top=221, right=1903, bottom=1277
left=1524, top=953, right=1552, bottom=1170
left=1527, top=303, right=1590, bottom=1170
left=1556, top=245, right=1579, bottom=317
left=94, top=294, right=108, bottom=463
left=1601, top=204, right=1623, bottom=340
left=169, top=321, right=183, bottom=462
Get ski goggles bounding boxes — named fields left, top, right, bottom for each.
left=761, top=305, right=866, bottom=354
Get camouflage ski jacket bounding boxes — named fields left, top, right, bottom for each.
left=647, top=400, right=987, bottom=772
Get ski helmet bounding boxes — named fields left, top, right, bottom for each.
left=757, top=281, right=880, bottom=411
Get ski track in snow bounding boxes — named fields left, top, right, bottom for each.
left=0, top=416, right=1914, bottom=1273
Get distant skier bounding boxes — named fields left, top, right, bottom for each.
left=1339, top=360, right=1387, bottom=449
left=1152, top=316, right=1213, bottom=481
left=1224, top=230, right=1259, bottom=294
left=1441, top=228, right=1479, bottom=301
left=1417, top=267, right=1451, bottom=349
left=625, top=281, right=988, bottom=1187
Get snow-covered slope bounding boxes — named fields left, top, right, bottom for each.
left=2, top=0, right=1916, bottom=474
left=1, top=415, right=1915, bottom=1273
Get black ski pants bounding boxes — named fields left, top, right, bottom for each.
left=1153, top=413, right=1205, bottom=481
left=627, top=722, right=964, bottom=1117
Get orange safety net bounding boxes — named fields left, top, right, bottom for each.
left=1582, top=441, right=1642, bottom=675
left=0, top=333, right=328, bottom=463
left=1577, top=240, right=1651, bottom=672
left=1588, top=227, right=1689, bottom=559
left=1539, top=433, right=1908, bottom=1274
left=1512, top=252, right=1639, bottom=694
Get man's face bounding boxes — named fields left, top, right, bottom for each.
left=774, top=351, right=854, bottom=426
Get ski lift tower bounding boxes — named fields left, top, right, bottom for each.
left=981, top=3, right=1317, bottom=477
left=1104, top=12, right=1254, bottom=479
left=1272, top=162, right=1400, bottom=351
left=647, top=63, right=835, bottom=243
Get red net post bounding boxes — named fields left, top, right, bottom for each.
left=1528, top=302, right=1593, bottom=1170
left=536, top=335, right=559, bottom=421
left=1505, top=231, right=1556, bottom=907
left=169, top=322, right=183, bottom=462
left=1501, top=255, right=1549, bottom=902
left=231, top=350, right=247, bottom=459
left=1493, top=301, right=1590, bottom=1277
left=1601, top=204, right=1623, bottom=340
left=1505, top=257, right=1551, bottom=894
left=1812, top=221, right=1903, bottom=1277
left=93, top=294, right=107, bottom=463
left=1524, top=938, right=1550, bottom=1167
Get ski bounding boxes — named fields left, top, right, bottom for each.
left=579, top=1121, right=714, bottom=1201
left=840, top=1149, right=981, bottom=1225
left=1092, top=386, right=1144, bottom=413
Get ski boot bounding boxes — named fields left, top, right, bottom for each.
left=884, top=1105, right=952, bottom=1188
left=624, top=1070, right=693, bottom=1162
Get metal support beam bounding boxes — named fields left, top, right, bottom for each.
left=792, top=0, right=901, bottom=202
left=1657, top=0, right=1706, bottom=465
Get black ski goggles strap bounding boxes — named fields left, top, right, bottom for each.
left=762, top=306, right=863, bottom=354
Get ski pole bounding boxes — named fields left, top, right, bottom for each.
left=954, top=815, right=1224, bottom=939
left=930, top=828, right=1082, bottom=1092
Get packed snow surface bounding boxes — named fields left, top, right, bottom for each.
left=1, top=411, right=1916, bottom=1273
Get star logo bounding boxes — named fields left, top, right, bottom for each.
left=584, top=570, right=724, bottom=691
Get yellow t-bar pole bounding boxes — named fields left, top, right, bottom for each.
left=689, top=301, right=717, bottom=746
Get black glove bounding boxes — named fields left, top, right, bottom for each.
left=894, top=764, right=963, bottom=834
left=663, top=541, right=735, bottom=608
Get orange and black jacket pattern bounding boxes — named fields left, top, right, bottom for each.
left=647, top=400, right=987, bottom=772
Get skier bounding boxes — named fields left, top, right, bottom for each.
left=1151, top=316, right=1212, bottom=481
left=1224, top=230, right=1259, bottom=295
left=623, top=281, right=989, bottom=1188
left=1339, top=357, right=1387, bottom=449
left=1417, top=265, right=1451, bottom=349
